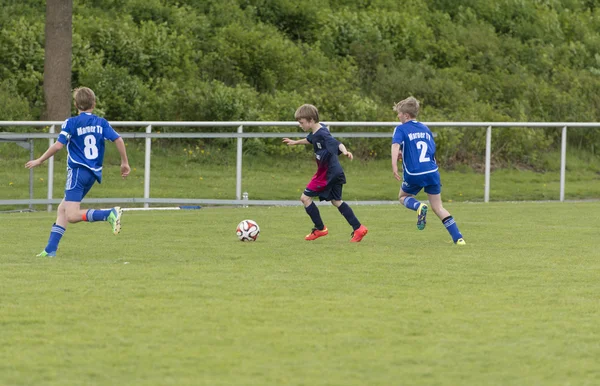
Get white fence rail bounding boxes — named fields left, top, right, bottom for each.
left=1, top=121, right=598, bottom=210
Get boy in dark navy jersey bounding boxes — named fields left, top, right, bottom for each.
left=25, top=87, right=131, bottom=257
left=391, top=97, right=465, bottom=245
left=283, top=104, right=368, bottom=242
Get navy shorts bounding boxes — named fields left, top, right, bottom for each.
left=64, top=167, right=96, bottom=202
left=304, top=183, right=343, bottom=201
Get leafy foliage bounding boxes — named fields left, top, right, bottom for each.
left=2, top=0, right=600, bottom=167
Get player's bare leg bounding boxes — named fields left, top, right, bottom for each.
left=62, top=200, right=86, bottom=224
left=427, top=194, right=450, bottom=220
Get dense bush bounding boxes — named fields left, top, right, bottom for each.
left=1, top=0, right=600, bottom=167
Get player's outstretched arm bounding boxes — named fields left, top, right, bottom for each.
left=338, top=143, right=353, bottom=160
left=282, top=138, right=309, bottom=146
left=391, top=143, right=402, bottom=181
left=114, top=137, right=130, bottom=179
left=24, top=142, right=64, bottom=169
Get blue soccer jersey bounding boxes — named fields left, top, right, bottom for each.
left=57, top=112, right=120, bottom=183
left=392, top=120, right=439, bottom=183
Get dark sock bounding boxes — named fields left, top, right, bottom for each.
left=338, top=202, right=361, bottom=231
left=305, top=202, right=324, bottom=230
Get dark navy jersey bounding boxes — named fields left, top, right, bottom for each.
left=392, top=120, right=438, bottom=180
left=57, top=112, right=120, bottom=183
left=305, top=125, right=346, bottom=191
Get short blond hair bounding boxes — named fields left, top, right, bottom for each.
left=393, top=96, right=419, bottom=118
left=73, top=87, right=96, bottom=111
left=294, top=104, right=319, bottom=123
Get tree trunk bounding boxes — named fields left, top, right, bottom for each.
left=42, top=0, right=73, bottom=121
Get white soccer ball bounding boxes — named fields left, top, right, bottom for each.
left=236, top=219, right=260, bottom=242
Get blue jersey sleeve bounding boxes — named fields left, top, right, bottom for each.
left=306, top=132, right=314, bottom=144
left=324, top=134, right=341, bottom=155
left=101, top=119, right=120, bottom=141
left=392, top=125, right=404, bottom=145
left=57, top=119, right=73, bottom=145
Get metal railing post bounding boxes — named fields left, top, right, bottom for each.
left=144, top=125, right=152, bottom=208
left=236, top=125, right=243, bottom=201
left=560, top=126, right=567, bottom=202
left=29, top=139, right=34, bottom=210
left=484, top=126, right=492, bottom=203
left=47, top=125, right=55, bottom=212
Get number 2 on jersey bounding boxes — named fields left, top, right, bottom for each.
left=416, top=141, right=430, bottom=163
left=84, top=135, right=99, bottom=159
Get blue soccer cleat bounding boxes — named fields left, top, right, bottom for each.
left=417, top=203, right=428, bottom=230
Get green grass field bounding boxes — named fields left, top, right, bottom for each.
left=1, top=202, right=599, bottom=385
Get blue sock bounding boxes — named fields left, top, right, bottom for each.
left=305, top=202, right=324, bottom=230
left=85, top=209, right=112, bottom=222
left=45, top=223, right=66, bottom=253
left=442, top=216, right=463, bottom=242
left=337, top=202, right=361, bottom=231
left=404, top=197, right=421, bottom=211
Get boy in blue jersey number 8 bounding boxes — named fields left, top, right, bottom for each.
left=283, top=104, right=368, bottom=242
left=25, top=87, right=131, bottom=257
left=391, top=97, right=465, bottom=245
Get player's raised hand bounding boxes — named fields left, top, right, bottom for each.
left=25, top=159, right=42, bottom=169
left=121, top=163, right=131, bottom=179
left=282, top=138, right=295, bottom=146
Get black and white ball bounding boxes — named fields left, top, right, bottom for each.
left=236, top=219, right=260, bottom=242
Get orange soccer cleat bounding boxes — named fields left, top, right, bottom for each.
left=350, top=225, right=368, bottom=243
left=305, top=227, right=329, bottom=241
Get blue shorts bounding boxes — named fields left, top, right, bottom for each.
left=64, top=167, right=96, bottom=202
left=401, top=171, right=442, bottom=195
left=401, top=180, right=441, bottom=196
left=304, top=184, right=343, bottom=201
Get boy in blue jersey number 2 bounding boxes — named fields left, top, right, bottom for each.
left=25, top=87, right=131, bottom=257
left=391, top=97, right=465, bottom=245
left=283, top=104, right=368, bottom=242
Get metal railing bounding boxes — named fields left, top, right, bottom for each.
left=2, top=121, right=598, bottom=210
